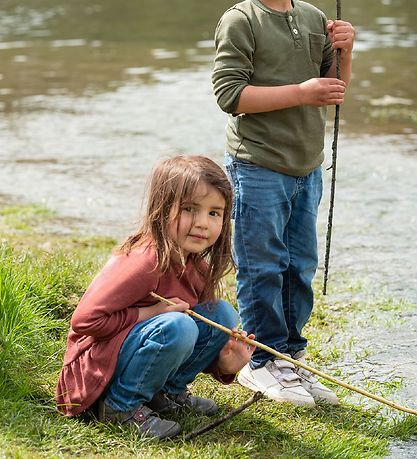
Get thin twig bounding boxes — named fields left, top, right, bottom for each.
left=323, top=0, right=342, bottom=295
left=184, top=391, right=264, bottom=440
left=151, top=292, right=417, bottom=416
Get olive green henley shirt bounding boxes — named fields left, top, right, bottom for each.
left=212, top=0, right=334, bottom=177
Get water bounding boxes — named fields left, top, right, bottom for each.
left=0, top=0, right=416, bottom=455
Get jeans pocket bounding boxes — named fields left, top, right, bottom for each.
left=309, top=33, right=325, bottom=64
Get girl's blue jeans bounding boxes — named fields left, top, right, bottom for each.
left=104, top=300, right=239, bottom=412
left=225, top=153, right=322, bottom=369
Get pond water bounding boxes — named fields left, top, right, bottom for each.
left=0, top=0, right=416, bottom=455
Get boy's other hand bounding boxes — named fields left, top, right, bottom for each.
left=299, top=77, right=346, bottom=106
left=327, top=20, right=355, bottom=53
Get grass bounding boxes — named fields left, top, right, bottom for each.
left=1, top=203, right=416, bottom=458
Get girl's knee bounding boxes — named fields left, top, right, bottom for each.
left=217, top=300, right=240, bottom=328
left=195, top=300, right=239, bottom=330
left=216, top=300, right=239, bottom=328
left=162, top=312, right=199, bottom=351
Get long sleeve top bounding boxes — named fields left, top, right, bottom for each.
left=212, top=0, right=334, bottom=177
left=56, top=245, right=228, bottom=417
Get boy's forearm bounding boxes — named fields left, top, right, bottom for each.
left=235, top=75, right=346, bottom=114
left=235, top=84, right=302, bottom=114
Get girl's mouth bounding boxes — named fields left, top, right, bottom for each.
left=189, top=234, right=206, bottom=240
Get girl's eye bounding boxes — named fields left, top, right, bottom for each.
left=183, top=206, right=193, bottom=213
left=209, top=210, right=222, bottom=217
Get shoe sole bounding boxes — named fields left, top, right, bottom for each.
left=311, top=395, right=339, bottom=405
left=157, top=424, right=182, bottom=440
left=136, top=421, right=182, bottom=440
left=238, top=373, right=315, bottom=407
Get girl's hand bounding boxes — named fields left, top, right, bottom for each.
left=157, top=297, right=190, bottom=314
left=137, top=297, right=190, bottom=322
left=327, top=20, right=355, bottom=53
left=217, top=328, right=256, bottom=374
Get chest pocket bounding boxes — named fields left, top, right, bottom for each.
left=309, top=33, right=326, bottom=64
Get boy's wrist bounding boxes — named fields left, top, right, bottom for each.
left=334, top=47, right=353, bottom=58
left=295, top=84, right=305, bottom=106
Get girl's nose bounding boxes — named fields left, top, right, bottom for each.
left=195, top=212, right=208, bottom=228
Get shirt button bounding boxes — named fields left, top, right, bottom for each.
left=293, top=28, right=299, bottom=35
left=289, top=16, right=293, bottom=22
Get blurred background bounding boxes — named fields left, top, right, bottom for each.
left=0, top=0, right=416, bottom=302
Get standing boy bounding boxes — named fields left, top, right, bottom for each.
left=212, top=0, right=354, bottom=406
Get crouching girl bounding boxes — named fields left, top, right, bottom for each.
left=56, top=155, right=255, bottom=440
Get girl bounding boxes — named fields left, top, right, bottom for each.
left=56, top=155, right=255, bottom=440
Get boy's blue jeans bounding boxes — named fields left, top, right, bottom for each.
left=225, top=153, right=322, bottom=369
left=104, top=300, right=239, bottom=412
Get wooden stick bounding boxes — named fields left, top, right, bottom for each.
left=150, top=292, right=417, bottom=416
left=184, top=392, right=264, bottom=440
left=323, top=0, right=343, bottom=295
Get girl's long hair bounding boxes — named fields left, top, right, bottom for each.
left=118, top=155, right=234, bottom=301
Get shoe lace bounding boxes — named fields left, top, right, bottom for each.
left=171, top=390, right=190, bottom=405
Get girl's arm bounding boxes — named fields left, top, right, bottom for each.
left=71, top=251, right=159, bottom=340
left=135, top=297, right=190, bottom=322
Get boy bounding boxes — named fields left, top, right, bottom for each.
left=212, top=0, right=354, bottom=406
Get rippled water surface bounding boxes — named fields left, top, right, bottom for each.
left=1, top=0, right=416, bottom=455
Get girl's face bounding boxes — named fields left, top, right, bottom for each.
left=169, top=183, right=225, bottom=260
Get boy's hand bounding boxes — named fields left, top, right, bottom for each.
left=327, top=20, right=355, bottom=53
left=299, top=77, right=346, bottom=106
left=217, top=328, right=256, bottom=375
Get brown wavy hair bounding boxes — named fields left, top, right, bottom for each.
left=118, top=155, right=234, bottom=301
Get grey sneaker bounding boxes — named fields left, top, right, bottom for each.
left=293, top=350, right=339, bottom=405
left=146, top=391, right=181, bottom=414
left=97, top=400, right=181, bottom=440
left=147, top=390, right=218, bottom=416
left=169, top=390, right=219, bottom=416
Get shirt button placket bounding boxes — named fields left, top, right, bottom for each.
left=287, top=14, right=302, bottom=47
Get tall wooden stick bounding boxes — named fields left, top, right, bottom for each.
left=151, top=292, right=417, bottom=416
left=323, top=0, right=342, bottom=295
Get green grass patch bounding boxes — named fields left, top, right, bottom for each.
left=0, top=203, right=54, bottom=231
left=0, top=202, right=416, bottom=458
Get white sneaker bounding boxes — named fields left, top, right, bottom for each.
left=237, top=357, right=315, bottom=407
left=293, top=350, right=339, bottom=405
